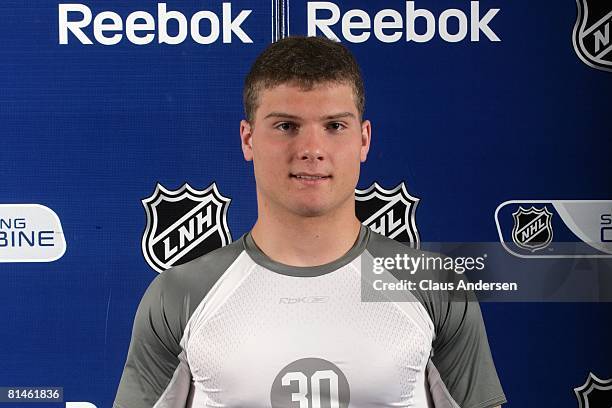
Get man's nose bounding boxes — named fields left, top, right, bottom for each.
left=296, top=126, right=325, bottom=161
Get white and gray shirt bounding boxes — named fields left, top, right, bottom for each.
left=114, top=226, right=506, bottom=408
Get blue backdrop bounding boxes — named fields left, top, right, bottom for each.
left=1, top=0, right=611, bottom=406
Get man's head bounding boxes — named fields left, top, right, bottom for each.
left=243, top=36, right=365, bottom=123
left=240, top=37, right=371, bottom=220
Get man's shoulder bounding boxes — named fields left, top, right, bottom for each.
left=147, top=236, right=247, bottom=314
left=163, top=236, right=245, bottom=283
left=365, top=229, right=425, bottom=258
left=364, top=229, right=470, bottom=304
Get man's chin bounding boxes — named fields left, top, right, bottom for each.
left=291, top=203, right=330, bottom=218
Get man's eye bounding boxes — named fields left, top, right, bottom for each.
left=276, top=123, right=297, bottom=132
left=327, top=122, right=346, bottom=131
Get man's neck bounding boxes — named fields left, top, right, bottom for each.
left=250, top=206, right=362, bottom=267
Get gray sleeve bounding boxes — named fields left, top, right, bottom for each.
left=113, top=271, right=189, bottom=408
left=428, top=289, right=506, bottom=408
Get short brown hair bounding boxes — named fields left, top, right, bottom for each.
left=243, top=36, right=365, bottom=122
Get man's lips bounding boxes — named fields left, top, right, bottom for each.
left=290, top=173, right=332, bottom=183
left=290, top=173, right=331, bottom=179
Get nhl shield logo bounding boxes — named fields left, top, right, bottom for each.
left=511, top=206, right=553, bottom=252
left=355, top=182, right=420, bottom=247
left=572, top=0, right=612, bottom=72
left=142, top=183, right=232, bottom=273
left=574, top=372, right=612, bottom=408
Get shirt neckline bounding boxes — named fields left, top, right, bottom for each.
left=241, top=225, right=370, bottom=277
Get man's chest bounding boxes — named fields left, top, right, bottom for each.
left=182, top=267, right=434, bottom=407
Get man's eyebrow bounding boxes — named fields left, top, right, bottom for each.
left=263, top=112, right=302, bottom=120
left=262, top=112, right=356, bottom=121
left=321, top=112, right=355, bottom=120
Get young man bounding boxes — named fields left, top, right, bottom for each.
left=114, top=37, right=506, bottom=408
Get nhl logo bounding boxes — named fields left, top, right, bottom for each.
left=574, top=372, right=612, bottom=408
left=355, top=182, right=420, bottom=247
left=572, top=0, right=612, bottom=72
left=511, top=206, right=553, bottom=252
left=141, top=183, right=232, bottom=273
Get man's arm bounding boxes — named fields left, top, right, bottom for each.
left=114, top=240, right=244, bottom=408
left=428, top=290, right=507, bottom=408
left=114, top=272, right=191, bottom=408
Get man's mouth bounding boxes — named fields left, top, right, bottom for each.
left=290, top=173, right=331, bottom=181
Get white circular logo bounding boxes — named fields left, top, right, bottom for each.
left=271, top=358, right=350, bottom=408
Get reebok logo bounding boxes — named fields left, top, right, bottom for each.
left=279, top=296, right=330, bottom=304
left=308, top=1, right=500, bottom=43
left=59, top=3, right=252, bottom=45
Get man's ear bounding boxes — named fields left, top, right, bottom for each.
left=240, top=119, right=254, bottom=161
left=360, top=119, right=372, bottom=162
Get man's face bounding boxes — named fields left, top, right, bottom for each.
left=240, top=82, right=371, bottom=218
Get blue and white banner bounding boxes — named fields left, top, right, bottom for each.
left=1, top=1, right=611, bottom=406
